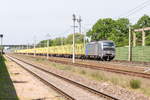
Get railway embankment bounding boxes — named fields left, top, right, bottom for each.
left=0, top=55, right=19, bottom=100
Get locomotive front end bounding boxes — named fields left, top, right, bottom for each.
left=101, top=41, right=115, bottom=61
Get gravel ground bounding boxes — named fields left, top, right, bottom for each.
left=50, top=57, right=150, bottom=74
left=38, top=64, right=150, bottom=100
left=11, top=54, right=150, bottom=100
left=23, top=55, right=150, bottom=74
left=5, top=56, right=64, bottom=100
left=9, top=55, right=105, bottom=100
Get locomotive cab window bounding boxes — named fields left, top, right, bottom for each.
left=103, top=42, right=114, bottom=47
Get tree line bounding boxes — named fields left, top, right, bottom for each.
left=38, top=14, right=150, bottom=47
left=87, top=14, right=150, bottom=47
left=37, top=33, right=84, bottom=47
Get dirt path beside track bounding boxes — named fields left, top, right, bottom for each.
left=4, top=56, right=63, bottom=100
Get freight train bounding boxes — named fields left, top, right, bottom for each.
left=15, top=40, right=115, bottom=61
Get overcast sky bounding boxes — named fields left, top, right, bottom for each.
left=1, top=0, right=150, bottom=45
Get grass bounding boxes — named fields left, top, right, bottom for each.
left=36, top=58, right=45, bottom=61
left=47, top=61, right=150, bottom=96
left=90, top=71, right=107, bottom=81
left=110, top=77, right=119, bottom=85
left=0, top=55, right=19, bottom=100
left=130, top=79, right=141, bottom=89
left=79, top=70, right=86, bottom=75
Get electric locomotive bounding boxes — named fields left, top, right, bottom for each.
left=85, top=40, right=115, bottom=61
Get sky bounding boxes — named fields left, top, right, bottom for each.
left=0, top=0, right=150, bottom=45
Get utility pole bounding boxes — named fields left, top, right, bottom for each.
left=22, top=45, right=24, bottom=49
left=61, top=37, right=63, bottom=46
left=128, top=26, right=132, bottom=61
left=34, top=36, right=36, bottom=57
left=83, top=34, right=86, bottom=49
left=27, top=43, right=29, bottom=55
left=133, top=32, right=136, bottom=47
left=72, top=14, right=76, bottom=63
left=47, top=39, right=49, bottom=59
left=0, top=34, right=3, bottom=55
left=46, top=34, right=50, bottom=59
left=59, top=33, right=63, bottom=46
left=84, top=30, right=88, bottom=49
left=142, top=29, right=145, bottom=46
left=134, top=27, right=150, bottom=47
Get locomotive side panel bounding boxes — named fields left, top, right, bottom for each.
left=85, top=42, right=98, bottom=56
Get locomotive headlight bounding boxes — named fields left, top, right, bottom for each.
left=107, top=51, right=111, bottom=54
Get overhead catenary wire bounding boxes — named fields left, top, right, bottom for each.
left=125, top=2, right=150, bottom=18
left=62, top=27, right=73, bottom=37
left=118, top=0, right=150, bottom=18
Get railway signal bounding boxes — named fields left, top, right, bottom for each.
left=77, top=16, right=82, bottom=34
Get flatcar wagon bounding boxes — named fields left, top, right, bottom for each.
left=15, top=40, right=115, bottom=61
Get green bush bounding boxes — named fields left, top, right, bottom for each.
left=130, top=79, right=141, bottom=89
left=36, top=58, right=40, bottom=61
left=80, top=70, right=86, bottom=75
left=91, top=72, right=106, bottom=81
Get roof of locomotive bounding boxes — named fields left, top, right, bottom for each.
left=98, top=40, right=114, bottom=43
left=87, top=40, right=114, bottom=44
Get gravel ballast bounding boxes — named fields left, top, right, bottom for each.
left=11, top=54, right=150, bottom=100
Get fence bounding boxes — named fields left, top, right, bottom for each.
left=115, top=46, right=150, bottom=62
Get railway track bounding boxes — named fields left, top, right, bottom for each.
left=46, top=57, right=150, bottom=79
left=113, top=60, right=150, bottom=66
left=6, top=55, right=119, bottom=100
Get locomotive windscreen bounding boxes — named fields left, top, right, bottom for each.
left=103, top=42, right=114, bottom=46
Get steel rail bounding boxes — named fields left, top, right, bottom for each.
left=6, top=55, right=120, bottom=100
left=47, top=58, right=150, bottom=79
left=6, top=55, right=75, bottom=100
